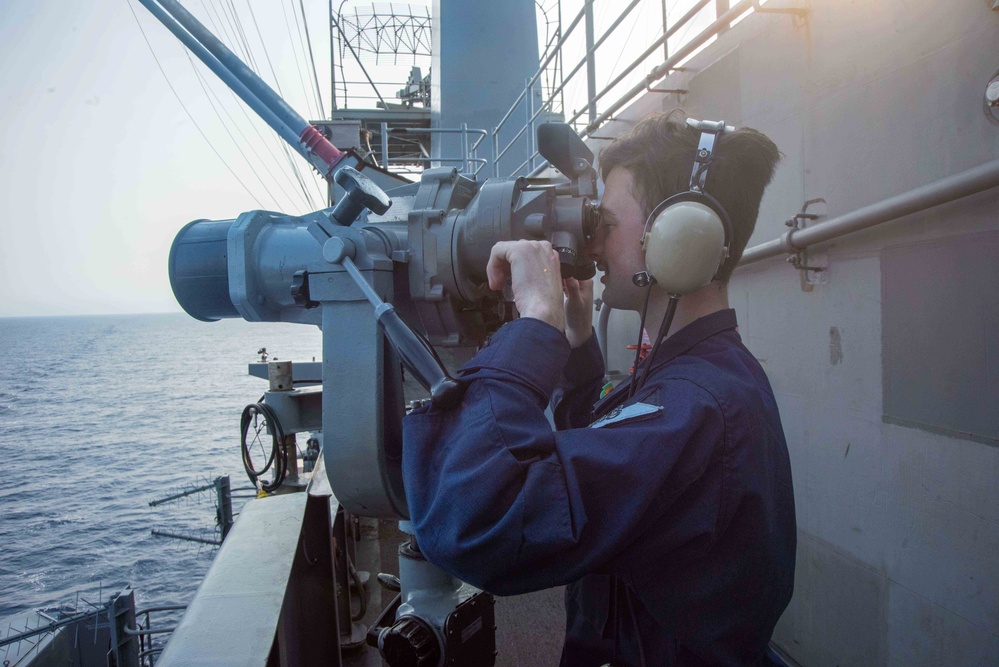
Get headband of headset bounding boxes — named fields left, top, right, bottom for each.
left=637, top=118, right=735, bottom=294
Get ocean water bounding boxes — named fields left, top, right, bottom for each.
left=0, top=313, right=323, bottom=620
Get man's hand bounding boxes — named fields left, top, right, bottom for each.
left=487, top=240, right=565, bottom=332
left=563, top=278, right=594, bottom=348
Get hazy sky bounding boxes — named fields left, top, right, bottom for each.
left=0, top=0, right=354, bottom=317
left=0, top=0, right=705, bottom=318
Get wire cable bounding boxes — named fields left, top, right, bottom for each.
left=224, top=0, right=261, bottom=73
left=282, top=142, right=322, bottom=208
left=186, top=51, right=304, bottom=209
left=243, top=0, right=292, bottom=104
left=126, top=0, right=265, bottom=208
left=631, top=294, right=680, bottom=397
left=247, top=107, right=318, bottom=209
left=280, top=0, right=319, bottom=120
left=240, top=401, right=288, bottom=493
left=215, top=0, right=257, bottom=69
left=221, top=0, right=324, bottom=205
left=201, top=0, right=247, bottom=66
left=186, top=51, right=297, bottom=210
left=627, top=280, right=656, bottom=398
left=296, top=0, right=326, bottom=118
left=196, top=0, right=316, bottom=209
left=347, top=556, right=368, bottom=621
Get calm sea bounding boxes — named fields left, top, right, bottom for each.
left=0, top=313, right=322, bottom=620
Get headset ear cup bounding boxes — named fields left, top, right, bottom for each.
left=644, top=200, right=727, bottom=295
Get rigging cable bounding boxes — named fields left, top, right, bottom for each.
left=281, top=142, right=322, bottom=209
left=186, top=51, right=300, bottom=210
left=280, top=0, right=320, bottom=121
left=200, top=0, right=249, bottom=67
left=196, top=1, right=317, bottom=209
left=243, top=0, right=297, bottom=110
left=333, top=0, right=351, bottom=108
left=221, top=0, right=325, bottom=206
left=213, top=0, right=257, bottom=69
left=125, top=0, right=265, bottom=208
left=245, top=0, right=328, bottom=204
left=224, top=0, right=262, bottom=73
left=296, top=0, right=326, bottom=119
left=667, top=0, right=708, bottom=62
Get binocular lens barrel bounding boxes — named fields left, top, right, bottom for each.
left=168, top=218, right=239, bottom=322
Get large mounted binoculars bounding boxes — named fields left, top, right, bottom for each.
left=168, top=123, right=600, bottom=348
left=167, top=123, right=601, bottom=519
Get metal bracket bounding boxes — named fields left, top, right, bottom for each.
left=783, top=198, right=827, bottom=291
left=752, top=0, right=808, bottom=18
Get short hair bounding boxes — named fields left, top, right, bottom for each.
left=598, top=110, right=781, bottom=281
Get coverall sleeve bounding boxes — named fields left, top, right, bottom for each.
left=552, top=329, right=605, bottom=430
left=401, top=318, right=724, bottom=596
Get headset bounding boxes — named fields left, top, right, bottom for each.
left=628, top=118, right=735, bottom=397
left=635, top=118, right=735, bottom=296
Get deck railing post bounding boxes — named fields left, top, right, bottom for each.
left=381, top=122, right=390, bottom=169
left=461, top=123, right=469, bottom=174
left=216, top=475, right=234, bottom=541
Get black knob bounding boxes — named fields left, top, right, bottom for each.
left=381, top=616, right=441, bottom=667
left=289, top=270, right=318, bottom=309
left=330, top=166, right=392, bottom=226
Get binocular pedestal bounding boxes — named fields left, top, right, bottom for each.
left=368, top=523, right=496, bottom=667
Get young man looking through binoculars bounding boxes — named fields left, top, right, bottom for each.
left=403, top=111, right=795, bottom=667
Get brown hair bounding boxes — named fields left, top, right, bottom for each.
left=598, top=110, right=781, bottom=281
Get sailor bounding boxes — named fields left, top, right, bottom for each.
left=402, top=111, right=795, bottom=666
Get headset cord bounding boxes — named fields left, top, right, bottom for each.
left=631, top=295, right=680, bottom=397
left=627, top=281, right=657, bottom=399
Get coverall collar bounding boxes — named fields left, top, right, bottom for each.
left=592, top=308, right=739, bottom=418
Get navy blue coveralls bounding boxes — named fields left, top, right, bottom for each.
left=402, top=309, right=796, bottom=666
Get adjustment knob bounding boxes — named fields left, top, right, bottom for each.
left=381, top=616, right=441, bottom=667
left=289, top=270, right=317, bottom=309
left=330, top=166, right=392, bottom=226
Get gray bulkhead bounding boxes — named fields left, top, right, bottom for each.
left=431, top=0, right=543, bottom=176
left=590, top=1, right=998, bottom=664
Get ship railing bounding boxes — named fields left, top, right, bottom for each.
left=0, top=607, right=100, bottom=660
left=492, top=0, right=804, bottom=179
left=377, top=123, right=492, bottom=176
left=127, top=604, right=187, bottom=667
left=1, top=593, right=113, bottom=659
